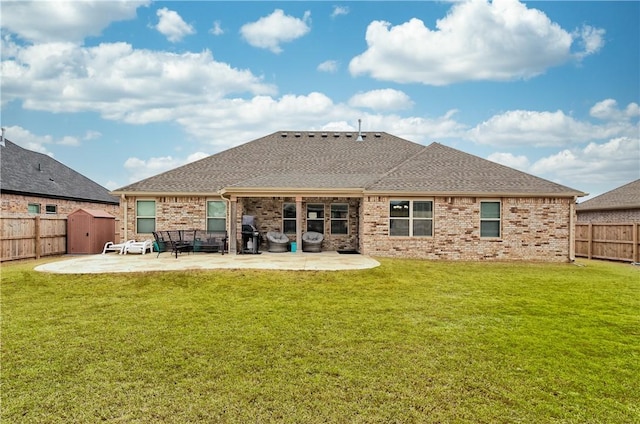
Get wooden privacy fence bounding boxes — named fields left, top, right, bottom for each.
left=575, top=222, right=640, bottom=263
left=1, top=215, right=67, bottom=261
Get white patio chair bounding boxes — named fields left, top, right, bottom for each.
left=102, top=240, right=135, bottom=254
left=124, top=240, right=153, bottom=255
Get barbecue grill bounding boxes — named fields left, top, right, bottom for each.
left=241, top=215, right=261, bottom=254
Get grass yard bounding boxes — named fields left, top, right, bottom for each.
left=1, top=258, right=638, bottom=423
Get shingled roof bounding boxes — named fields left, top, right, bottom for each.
left=0, top=139, right=118, bottom=205
left=113, top=131, right=585, bottom=197
left=576, top=179, right=640, bottom=211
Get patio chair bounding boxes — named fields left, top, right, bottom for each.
left=266, top=231, right=289, bottom=253
left=302, top=231, right=323, bottom=252
left=102, top=240, right=135, bottom=254
left=124, top=240, right=153, bottom=255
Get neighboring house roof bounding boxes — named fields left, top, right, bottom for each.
left=113, top=131, right=585, bottom=197
left=0, top=139, right=119, bottom=205
left=576, top=179, right=640, bottom=211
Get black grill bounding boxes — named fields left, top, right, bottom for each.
left=241, top=215, right=260, bottom=254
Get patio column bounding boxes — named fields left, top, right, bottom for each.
left=296, top=196, right=303, bottom=254
left=229, top=196, right=237, bottom=254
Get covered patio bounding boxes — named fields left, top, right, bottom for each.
left=34, top=251, right=380, bottom=274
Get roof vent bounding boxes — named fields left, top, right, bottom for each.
left=294, top=132, right=301, bottom=137
left=333, top=133, right=340, bottom=137
left=346, top=133, right=352, bottom=138
left=321, top=133, right=328, bottom=138
left=308, top=132, right=315, bottom=137
left=375, top=133, right=381, bottom=138
left=356, top=119, right=363, bottom=141
left=280, top=132, right=288, bottom=137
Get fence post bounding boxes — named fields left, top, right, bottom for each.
left=35, top=216, right=41, bottom=259
left=587, top=223, right=593, bottom=259
left=634, top=223, right=638, bottom=263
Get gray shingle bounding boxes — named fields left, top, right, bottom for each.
left=576, top=179, right=640, bottom=211
left=0, top=139, right=118, bottom=205
left=113, top=132, right=585, bottom=197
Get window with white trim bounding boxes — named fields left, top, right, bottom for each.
left=45, top=204, right=57, bottom=214
left=283, top=203, right=296, bottom=234
left=136, top=200, right=156, bottom=234
left=206, top=200, right=226, bottom=232
left=28, top=203, right=41, bottom=214
left=330, top=203, right=348, bottom=235
left=306, top=203, right=324, bottom=233
left=390, top=200, right=433, bottom=237
left=480, top=201, right=501, bottom=238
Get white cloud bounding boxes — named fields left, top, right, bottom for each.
left=1, top=42, right=277, bottom=119
left=590, top=99, right=640, bottom=121
left=0, top=0, right=149, bottom=43
left=331, top=6, right=349, bottom=18
left=123, top=152, right=209, bottom=182
left=317, top=60, right=338, bottom=73
left=348, top=89, right=414, bottom=111
left=468, top=101, right=639, bottom=147
left=530, top=137, right=640, bottom=192
left=349, top=0, right=604, bottom=85
left=155, top=8, right=195, bottom=43
left=487, top=152, right=530, bottom=171
left=210, top=21, right=224, bottom=36
left=240, top=9, right=311, bottom=54
left=0, top=125, right=73, bottom=155
left=573, top=25, right=605, bottom=59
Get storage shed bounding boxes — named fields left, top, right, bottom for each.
left=67, top=208, right=115, bottom=254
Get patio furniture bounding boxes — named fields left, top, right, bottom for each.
left=124, top=240, right=153, bottom=255
left=102, top=240, right=135, bottom=254
left=152, top=230, right=228, bottom=258
left=266, top=231, right=289, bottom=252
left=302, top=231, right=323, bottom=252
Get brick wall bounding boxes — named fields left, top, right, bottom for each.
left=122, top=194, right=575, bottom=261
left=1, top=192, right=119, bottom=218
left=361, top=196, right=574, bottom=262
left=124, top=196, right=218, bottom=240
left=239, top=197, right=360, bottom=251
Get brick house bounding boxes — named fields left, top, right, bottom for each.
left=0, top=138, right=119, bottom=217
left=576, top=179, right=640, bottom=223
left=112, top=131, right=586, bottom=262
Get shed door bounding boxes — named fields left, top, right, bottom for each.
left=68, top=214, right=91, bottom=254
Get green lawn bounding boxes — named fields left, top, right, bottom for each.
left=2, top=258, right=638, bottom=423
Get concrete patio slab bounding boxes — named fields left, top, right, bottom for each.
left=34, top=251, right=380, bottom=274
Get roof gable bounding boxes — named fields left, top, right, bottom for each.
left=0, top=139, right=118, bottom=205
left=113, top=131, right=585, bottom=197
left=577, top=179, right=640, bottom=211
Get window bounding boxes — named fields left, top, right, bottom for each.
left=136, top=200, right=156, bottom=234
left=480, top=201, right=501, bottom=238
left=389, top=200, right=433, bottom=237
left=45, top=204, right=57, bottom=214
left=330, top=203, right=348, bottom=235
left=207, top=201, right=226, bottom=232
left=28, top=203, right=41, bottom=214
left=306, top=203, right=324, bottom=233
left=283, top=203, right=296, bottom=234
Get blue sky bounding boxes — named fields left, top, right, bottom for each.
left=1, top=0, right=638, bottom=200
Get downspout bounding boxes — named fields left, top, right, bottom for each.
left=121, top=194, right=127, bottom=243
left=569, top=196, right=576, bottom=262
